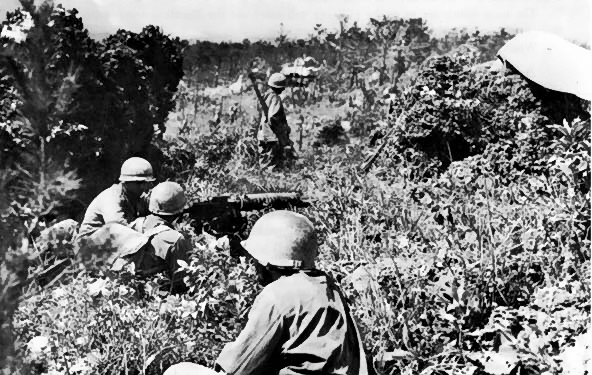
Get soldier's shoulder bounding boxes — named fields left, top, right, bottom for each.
left=154, top=227, right=184, bottom=245
left=265, top=273, right=314, bottom=297
left=100, top=184, right=122, bottom=198
left=273, top=272, right=334, bottom=301
left=88, top=184, right=119, bottom=205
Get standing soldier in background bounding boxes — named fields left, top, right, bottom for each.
left=75, top=157, right=155, bottom=260
left=257, top=73, right=295, bottom=169
left=164, top=210, right=368, bottom=375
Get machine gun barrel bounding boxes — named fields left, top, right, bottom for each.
left=183, top=192, right=310, bottom=221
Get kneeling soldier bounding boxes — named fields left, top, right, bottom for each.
left=164, top=210, right=368, bottom=375
left=113, top=181, right=191, bottom=292
left=76, top=157, right=155, bottom=259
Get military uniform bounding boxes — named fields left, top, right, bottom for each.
left=258, top=84, right=294, bottom=168
left=164, top=211, right=368, bottom=375
left=216, top=270, right=368, bottom=375
left=102, top=181, right=192, bottom=292
left=75, top=183, right=150, bottom=259
left=78, top=183, right=148, bottom=239
left=126, top=214, right=191, bottom=280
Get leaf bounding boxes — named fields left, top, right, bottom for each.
left=402, top=323, right=411, bottom=348
left=441, top=312, right=457, bottom=322
left=87, top=278, right=109, bottom=297
left=27, top=336, right=49, bottom=354
left=557, top=331, right=591, bottom=375
left=555, top=160, right=573, bottom=176
left=465, top=231, right=478, bottom=245
left=467, top=346, right=519, bottom=375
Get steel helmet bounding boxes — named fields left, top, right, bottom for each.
left=149, top=181, right=186, bottom=215
left=268, top=73, right=287, bottom=88
left=119, top=157, right=155, bottom=182
left=241, top=210, right=318, bottom=269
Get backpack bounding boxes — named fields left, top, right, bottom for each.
left=109, top=224, right=173, bottom=275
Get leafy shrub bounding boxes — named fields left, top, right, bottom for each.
left=0, top=1, right=186, bottom=204
left=0, top=3, right=185, bottom=370
left=381, top=49, right=590, bottom=176
left=312, top=118, right=349, bottom=148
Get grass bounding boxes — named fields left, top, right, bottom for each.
left=5, top=77, right=590, bottom=375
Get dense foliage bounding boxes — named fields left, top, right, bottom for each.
left=0, top=1, right=589, bottom=375
left=0, top=0, right=185, bottom=370
left=379, top=50, right=590, bottom=175
left=0, top=1, right=186, bottom=206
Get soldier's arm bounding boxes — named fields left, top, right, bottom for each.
left=215, top=289, right=285, bottom=375
left=101, top=195, right=130, bottom=225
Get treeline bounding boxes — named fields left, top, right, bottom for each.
left=183, top=15, right=513, bottom=88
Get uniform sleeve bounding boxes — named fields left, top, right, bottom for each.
left=101, top=193, right=130, bottom=225
left=216, top=289, right=286, bottom=375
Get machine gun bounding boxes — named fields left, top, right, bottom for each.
left=183, top=192, right=310, bottom=243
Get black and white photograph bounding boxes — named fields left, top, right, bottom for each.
left=0, top=0, right=590, bottom=374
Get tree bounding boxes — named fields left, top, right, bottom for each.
left=0, top=1, right=186, bottom=208
left=0, top=0, right=96, bottom=366
left=366, top=17, right=431, bottom=87
left=1, top=0, right=99, bottom=203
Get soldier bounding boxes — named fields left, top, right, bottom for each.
left=75, top=157, right=155, bottom=260
left=115, top=181, right=192, bottom=292
left=164, top=211, right=368, bottom=375
left=258, top=73, right=295, bottom=168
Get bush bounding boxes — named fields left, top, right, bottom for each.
left=381, top=49, right=590, bottom=176
left=312, top=118, right=349, bottom=148
left=0, top=1, right=186, bottom=205
left=0, top=3, right=185, bottom=369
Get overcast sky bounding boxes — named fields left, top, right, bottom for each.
left=1, top=0, right=590, bottom=44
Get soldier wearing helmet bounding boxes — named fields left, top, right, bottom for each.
left=164, top=211, right=368, bottom=375
left=116, top=181, right=192, bottom=292
left=76, top=157, right=155, bottom=255
left=258, top=73, right=295, bottom=168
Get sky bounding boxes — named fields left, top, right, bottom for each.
left=0, top=0, right=590, bottom=44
